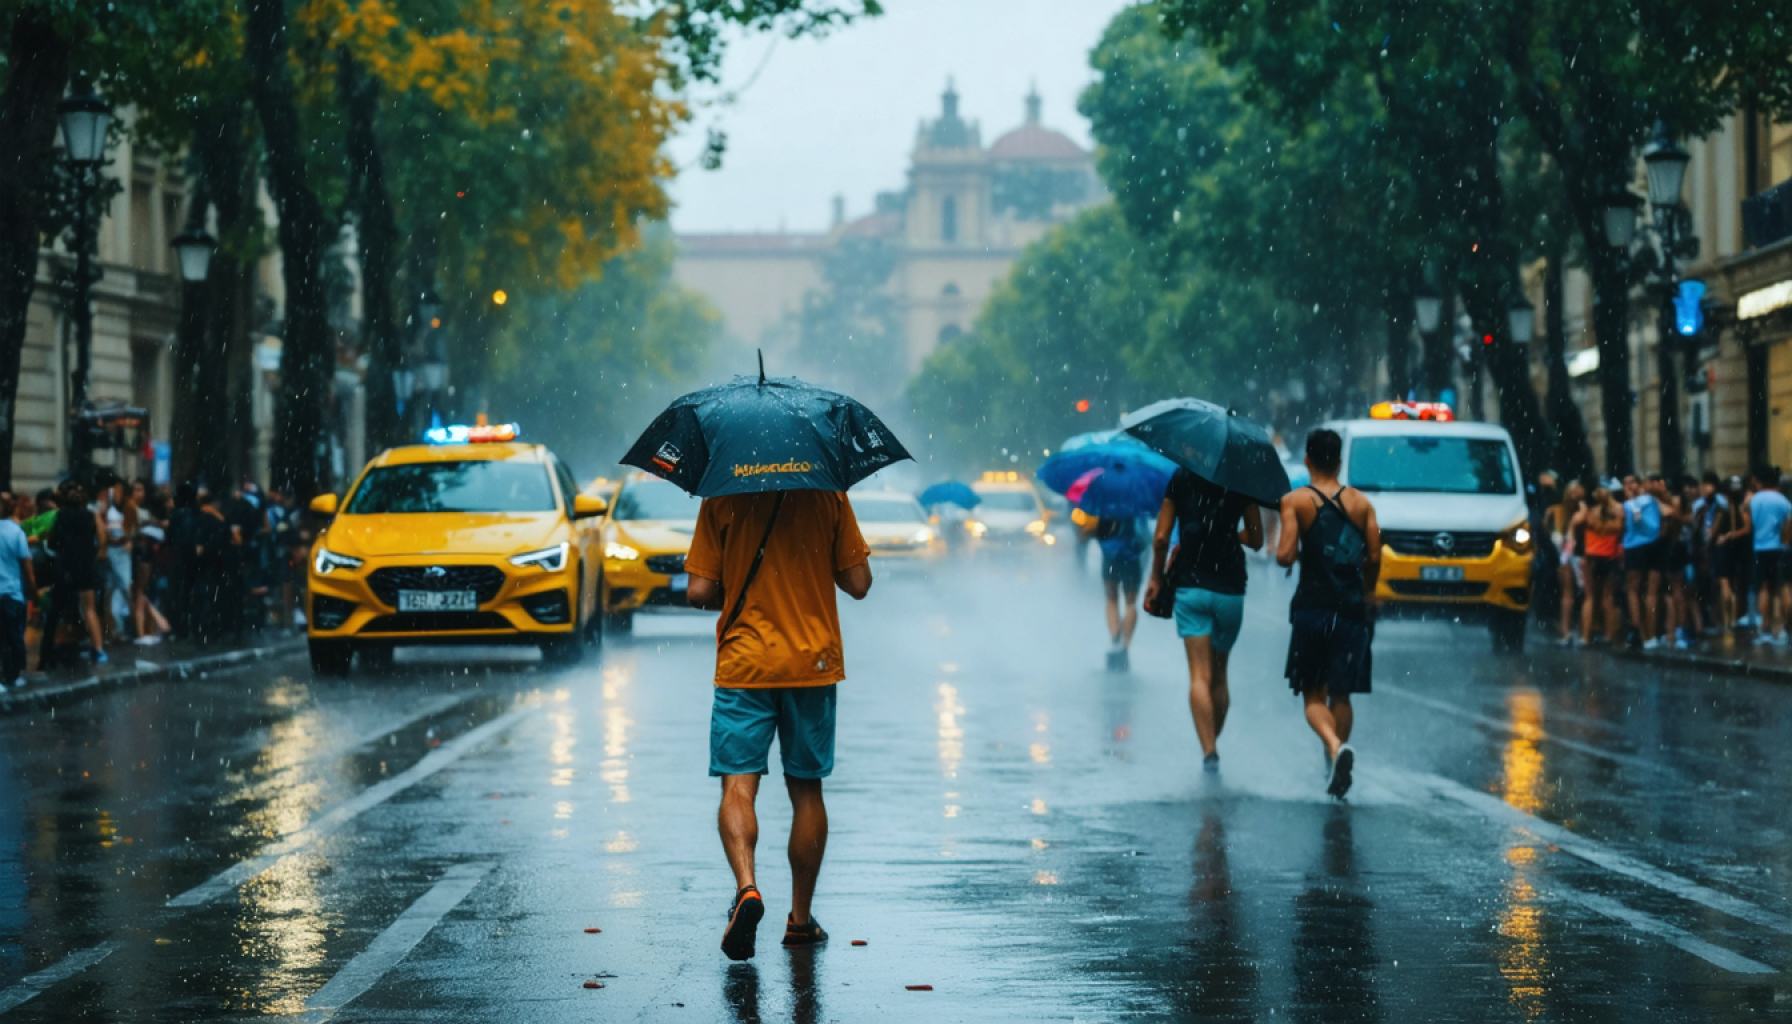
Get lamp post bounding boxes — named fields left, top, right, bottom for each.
left=415, top=289, right=447, bottom=428
left=58, top=86, right=113, bottom=485
left=1603, top=122, right=1694, bottom=477
left=1413, top=282, right=1449, bottom=400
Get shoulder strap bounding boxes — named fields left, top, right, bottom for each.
left=719, top=491, right=787, bottom=637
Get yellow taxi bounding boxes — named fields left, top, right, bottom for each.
left=849, top=490, right=944, bottom=559
left=1326, top=402, right=1534, bottom=650
left=305, top=422, right=608, bottom=674
left=599, top=472, right=702, bottom=632
left=966, top=471, right=1056, bottom=546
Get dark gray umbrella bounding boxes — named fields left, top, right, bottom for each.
left=621, top=359, right=912, bottom=497
left=1120, top=397, right=1291, bottom=507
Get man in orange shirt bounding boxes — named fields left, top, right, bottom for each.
left=684, top=489, right=872, bottom=961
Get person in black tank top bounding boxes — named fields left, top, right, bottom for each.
left=1276, top=429, right=1380, bottom=799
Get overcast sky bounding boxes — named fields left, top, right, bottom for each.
left=666, top=0, right=1136, bottom=234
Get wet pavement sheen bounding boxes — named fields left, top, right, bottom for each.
left=0, top=552, right=1789, bottom=1021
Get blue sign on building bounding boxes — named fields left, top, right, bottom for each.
left=1675, top=279, right=1706, bottom=337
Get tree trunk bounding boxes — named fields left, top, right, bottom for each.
left=1420, top=290, right=1457, bottom=400
left=0, top=9, right=74, bottom=490
left=1383, top=276, right=1414, bottom=399
left=169, top=183, right=215, bottom=487
left=1589, top=252, right=1636, bottom=476
left=341, top=53, right=401, bottom=452
left=1543, top=249, right=1594, bottom=481
left=244, top=0, right=334, bottom=499
left=1655, top=292, right=1685, bottom=479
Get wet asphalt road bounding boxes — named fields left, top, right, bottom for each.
left=1, top=550, right=1790, bottom=1022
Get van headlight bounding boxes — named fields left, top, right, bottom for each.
left=1503, top=520, right=1534, bottom=555
left=313, top=548, right=363, bottom=575
left=604, top=540, right=640, bottom=562
left=911, top=527, right=934, bottom=545
left=510, top=542, right=570, bottom=572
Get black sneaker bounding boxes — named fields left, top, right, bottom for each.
left=721, top=885, right=765, bottom=961
left=1202, top=753, right=1220, bottom=774
left=1326, top=745, right=1356, bottom=799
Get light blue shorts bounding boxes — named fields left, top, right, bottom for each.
left=1174, top=587, right=1245, bottom=652
left=709, top=685, right=837, bottom=779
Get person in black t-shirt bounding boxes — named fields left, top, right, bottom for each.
left=1144, top=468, right=1263, bottom=773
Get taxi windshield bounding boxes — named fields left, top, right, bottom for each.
left=852, top=496, right=924, bottom=523
left=614, top=479, right=700, bottom=521
left=1349, top=436, right=1516, bottom=495
left=975, top=490, right=1038, bottom=511
left=346, top=460, right=556, bottom=513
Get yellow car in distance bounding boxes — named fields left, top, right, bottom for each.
left=850, top=490, right=944, bottom=559
left=600, top=472, right=703, bottom=633
left=967, top=471, right=1056, bottom=546
left=305, top=427, right=608, bottom=675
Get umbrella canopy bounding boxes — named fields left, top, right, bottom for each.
left=621, top=371, right=912, bottom=497
left=1120, top=397, right=1290, bottom=507
left=1057, top=429, right=1179, bottom=473
left=919, top=481, right=981, bottom=509
left=1064, top=465, right=1168, bottom=518
left=1037, top=445, right=1172, bottom=517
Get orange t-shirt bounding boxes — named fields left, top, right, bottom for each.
left=684, top=490, right=871, bottom=688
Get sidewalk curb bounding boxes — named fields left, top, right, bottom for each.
left=0, top=636, right=307, bottom=715
left=1605, top=646, right=1792, bottom=683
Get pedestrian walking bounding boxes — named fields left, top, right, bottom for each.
left=1143, top=468, right=1262, bottom=772
left=1621, top=474, right=1665, bottom=649
left=1714, top=475, right=1752, bottom=632
left=1093, top=513, right=1147, bottom=670
left=98, top=475, right=137, bottom=639
left=1656, top=475, right=1694, bottom=648
left=40, top=480, right=107, bottom=666
left=131, top=488, right=170, bottom=645
left=1746, top=466, right=1792, bottom=645
left=1550, top=481, right=1586, bottom=645
left=1276, top=428, right=1379, bottom=799
left=1576, top=485, right=1624, bottom=645
left=0, top=494, right=35, bottom=690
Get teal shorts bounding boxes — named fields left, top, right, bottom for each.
left=1174, top=587, right=1245, bottom=652
left=710, top=685, right=837, bottom=779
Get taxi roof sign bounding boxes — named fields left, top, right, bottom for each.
left=424, top=421, right=521, bottom=445
left=979, top=470, right=1023, bottom=483
left=1369, top=400, right=1454, bottom=422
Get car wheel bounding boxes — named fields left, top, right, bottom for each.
left=605, top=611, right=634, bottom=635
left=309, top=638, right=352, bottom=677
left=1490, top=611, right=1528, bottom=653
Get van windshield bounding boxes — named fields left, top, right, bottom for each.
left=1348, top=436, right=1517, bottom=495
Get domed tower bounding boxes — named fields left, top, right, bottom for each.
left=988, top=84, right=1100, bottom=245
left=908, top=77, right=988, bottom=249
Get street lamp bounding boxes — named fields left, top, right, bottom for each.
left=1602, top=192, right=1642, bottom=250
left=58, top=86, right=112, bottom=485
left=1413, top=284, right=1443, bottom=335
left=170, top=229, right=216, bottom=283
left=1642, top=122, right=1691, bottom=211
left=1507, top=291, right=1535, bottom=345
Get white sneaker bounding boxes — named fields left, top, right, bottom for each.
left=1674, top=637, right=1690, bottom=651
left=1754, top=633, right=1776, bottom=646
left=132, top=635, right=162, bottom=646
left=10, top=676, right=24, bottom=690
left=1642, top=638, right=1663, bottom=651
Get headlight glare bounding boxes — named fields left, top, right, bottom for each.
left=1504, top=520, right=1535, bottom=554
left=604, top=540, right=641, bottom=561
left=510, top=542, right=570, bottom=572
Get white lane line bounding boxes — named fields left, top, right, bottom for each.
left=0, top=941, right=120, bottom=1015
left=1395, top=768, right=1792, bottom=936
left=169, top=703, right=537, bottom=908
left=1553, top=885, right=1776, bottom=975
left=295, top=862, right=495, bottom=1023
left=1377, top=682, right=1670, bottom=774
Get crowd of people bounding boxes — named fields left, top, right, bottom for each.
left=0, top=472, right=310, bottom=690
left=1538, top=466, right=1792, bottom=650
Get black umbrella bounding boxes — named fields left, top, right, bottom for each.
left=621, top=357, right=913, bottom=497
left=1120, top=397, right=1291, bottom=507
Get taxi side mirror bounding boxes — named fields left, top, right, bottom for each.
left=572, top=493, right=608, bottom=519
left=308, top=493, right=339, bottom=517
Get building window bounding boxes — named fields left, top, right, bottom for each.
left=941, top=196, right=958, bottom=244
left=938, top=324, right=963, bottom=344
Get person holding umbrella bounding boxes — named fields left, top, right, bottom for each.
left=622, top=357, right=909, bottom=962
left=1041, top=449, right=1173, bottom=670
left=1124, top=400, right=1280, bottom=774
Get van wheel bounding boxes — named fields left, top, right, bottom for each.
left=310, top=639, right=352, bottom=677
left=1490, top=611, right=1528, bottom=653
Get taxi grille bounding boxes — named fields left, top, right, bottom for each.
left=646, top=554, right=686, bottom=575
left=1388, top=579, right=1489, bottom=599
left=1382, top=530, right=1498, bottom=558
left=367, top=566, right=506, bottom=607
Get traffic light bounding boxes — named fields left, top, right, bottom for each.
left=1074, top=398, right=1091, bottom=414
left=491, top=288, right=509, bottom=307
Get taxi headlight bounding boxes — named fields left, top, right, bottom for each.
left=965, top=519, right=988, bottom=538
left=604, top=540, right=641, bottom=562
left=911, top=527, right=934, bottom=545
left=511, top=542, right=570, bottom=572
left=1025, top=519, right=1047, bottom=535
left=313, top=547, right=363, bottom=575
left=1503, top=521, right=1534, bottom=555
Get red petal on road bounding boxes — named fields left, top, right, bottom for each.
left=584, top=927, right=602, bottom=934
left=583, top=980, right=604, bottom=989
left=850, top=939, right=867, bottom=946
left=905, top=984, right=933, bottom=991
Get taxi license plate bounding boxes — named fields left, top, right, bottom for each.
left=668, top=574, right=689, bottom=593
left=397, top=590, right=477, bottom=612
left=1420, top=566, right=1465, bottom=582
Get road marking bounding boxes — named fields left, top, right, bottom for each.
left=1396, top=768, right=1792, bottom=936
left=0, top=942, right=120, bottom=1014
left=169, top=703, right=537, bottom=908
left=1553, top=885, right=1776, bottom=975
left=1377, top=682, right=1672, bottom=774
left=295, top=862, right=494, bottom=1023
